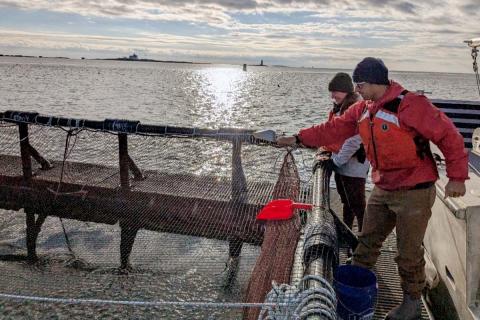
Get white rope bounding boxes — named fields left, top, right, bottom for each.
left=258, top=275, right=337, bottom=320
left=0, top=293, right=288, bottom=308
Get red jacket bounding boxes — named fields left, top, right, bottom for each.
left=298, top=81, right=469, bottom=190
left=323, top=111, right=343, bottom=153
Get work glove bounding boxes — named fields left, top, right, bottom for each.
left=322, top=158, right=336, bottom=172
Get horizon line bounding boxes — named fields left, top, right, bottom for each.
left=0, top=53, right=474, bottom=75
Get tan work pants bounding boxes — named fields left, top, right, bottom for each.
left=352, top=185, right=436, bottom=298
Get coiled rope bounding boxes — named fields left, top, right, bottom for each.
left=258, top=275, right=337, bottom=320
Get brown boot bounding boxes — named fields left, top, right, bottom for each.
left=385, top=293, right=421, bottom=320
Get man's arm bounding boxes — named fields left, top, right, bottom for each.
left=400, top=95, right=468, bottom=197
left=294, top=101, right=364, bottom=148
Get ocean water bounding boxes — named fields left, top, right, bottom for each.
left=0, top=57, right=479, bottom=319
left=2, top=57, right=479, bottom=132
left=2, top=57, right=478, bottom=184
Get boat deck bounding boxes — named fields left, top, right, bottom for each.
left=338, top=217, right=431, bottom=319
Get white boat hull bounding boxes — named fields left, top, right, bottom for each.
left=424, top=146, right=480, bottom=320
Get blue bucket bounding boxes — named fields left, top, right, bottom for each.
left=334, top=265, right=377, bottom=320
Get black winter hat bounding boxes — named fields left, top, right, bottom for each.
left=328, top=72, right=354, bottom=93
left=352, top=57, right=389, bottom=85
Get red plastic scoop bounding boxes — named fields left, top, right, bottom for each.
left=256, top=199, right=313, bottom=220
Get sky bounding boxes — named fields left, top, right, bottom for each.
left=0, top=0, right=478, bottom=73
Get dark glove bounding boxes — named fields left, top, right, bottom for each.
left=313, top=158, right=336, bottom=174
left=322, top=158, right=336, bottom=172
left=316, top=149, right=332, bottom=161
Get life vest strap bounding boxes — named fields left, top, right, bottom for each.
left=382, top=90, right=409, bottom=113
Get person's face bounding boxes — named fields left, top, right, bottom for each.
left=355, top=82, right=373, bottom=100
left=330, top=91, right=348, bottom=105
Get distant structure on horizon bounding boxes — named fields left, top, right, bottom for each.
left=128, top=53, right=138, bottom=60
left=260, top=59, right=263, bottom=66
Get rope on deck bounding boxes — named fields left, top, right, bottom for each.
left=258, top=275, right=337, bottom=320
left=0, top=293, right=288, bottom=309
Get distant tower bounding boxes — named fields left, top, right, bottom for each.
left=260, top=59, right=264, bottom=66
left=243, top=63, right=247, bottom=71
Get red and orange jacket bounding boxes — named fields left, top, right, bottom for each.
left=298, top=81, right=469, bottom=190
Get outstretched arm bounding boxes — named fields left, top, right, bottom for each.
left=296, top=101, right=364, bottom=148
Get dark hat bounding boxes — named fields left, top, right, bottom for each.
left=352, top=57, right=389, bottom=85
left=328, top=72, right=354, bottom=93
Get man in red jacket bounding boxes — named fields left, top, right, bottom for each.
left=278, top=57, right=468, bottom=320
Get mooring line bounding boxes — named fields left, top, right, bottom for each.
left=0, top=293, right=288, bottom=308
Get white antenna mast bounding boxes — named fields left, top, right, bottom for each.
left=465, top=38, right=480, bottom=97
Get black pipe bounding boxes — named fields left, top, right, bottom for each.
left=1, top=110, right=260, bottom=143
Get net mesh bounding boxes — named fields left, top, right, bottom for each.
left=0, top=118, right=317, bottom=319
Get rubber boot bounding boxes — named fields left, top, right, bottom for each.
left=385, top=293, right=422, bottom=320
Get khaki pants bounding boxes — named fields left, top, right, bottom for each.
left=352, top=185, right=436, bottom=298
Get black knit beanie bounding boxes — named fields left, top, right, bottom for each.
left=352, top=57, right=389, bottom=85
left=328, top=72, right=354, bottom=93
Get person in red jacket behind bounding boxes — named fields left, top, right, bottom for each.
left=278, top=57, right=468, bottom=320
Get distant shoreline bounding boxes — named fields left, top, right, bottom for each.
left=0, top=54, right=210, bottom=65
left=0, top=54, right=472, bottom=74
left=0, top=54, right=69, bottom=59
left=0, top=54, right=346, bottom=70
left=97, top=58, right=210, bottom=64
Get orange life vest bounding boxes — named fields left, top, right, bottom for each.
left=357, top=91, right=430, bottom=170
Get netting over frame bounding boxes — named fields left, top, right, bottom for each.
left=0, top=117, right=315, bottom=319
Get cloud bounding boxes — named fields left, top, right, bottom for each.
left=458, top=0, right=477, bottom=14
left=0, top=0, right=425, bottom=23
left=393, top=1, right=416, bottom=14
left=359, top=0, right=417, bottom=14
left=0, top=0, right=477, bottom=72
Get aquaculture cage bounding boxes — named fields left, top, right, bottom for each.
left=0, top=111, right=345, bottom=319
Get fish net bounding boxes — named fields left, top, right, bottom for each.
left=0, top=114, right=316, bottom=319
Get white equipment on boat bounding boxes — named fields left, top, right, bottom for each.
left=473, top=128, right=480, bottom=157
left=425, top=142, right=480, bottom=320
left=465, top=38, right=480, bottom=48
left=424, top=99, right=480, bottom=320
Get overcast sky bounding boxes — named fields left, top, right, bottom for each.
left=0, top=0, right=478, bottom=72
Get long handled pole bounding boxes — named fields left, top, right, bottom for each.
left=0, top=110, right=276, bottom=144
